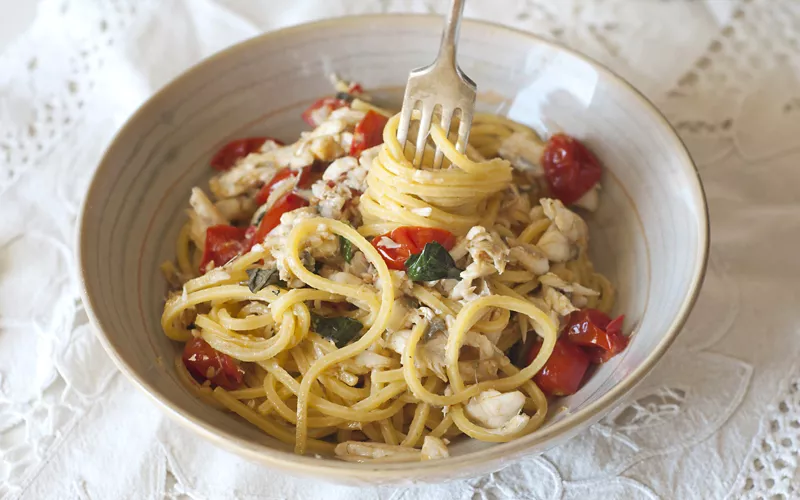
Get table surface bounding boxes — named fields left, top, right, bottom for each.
left=1, top=0, right=799, bottom=499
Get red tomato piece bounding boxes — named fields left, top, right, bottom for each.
left=527, top=338, right=591, bottom=396
left=254, top=166, right=314, bottom=206
left=249, top=192, right=309, bottom=247
left=211, top=137, right=283, bottom=171
left=199, top=225, right=249, bottom=273
left=407, top=227, right=456, bottom=251
left=350, top=110, right=389, bottom=156
left=565, top=309, right=628, bottom=363
left=347, top=82, right=364, bottom=95
left=244, top=225, right=257, bottom=243
left=302, top=97, right=348, bottom=127
left=372, top=226, right=456, bottom=270
left=375, top=228, right=416, bottom=270
left=541, top=133, right=603, bottom=205
left=182, top=337, right=245, bottom=390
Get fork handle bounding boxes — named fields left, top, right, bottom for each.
left=437, top=0, right=467, bottom=68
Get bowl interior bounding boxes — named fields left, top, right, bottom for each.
left=79, top=16, right=706, bottom=481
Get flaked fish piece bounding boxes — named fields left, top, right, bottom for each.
left=464, top=226, right=509, bottom=274
left=537, top=224, right=574, bottom=263
left=214, top=195, right=257, bottom=222
left=540, top=198, right=588, bottom=244
left=188, top=187, right=228, bottom=248
left=311, top=179, right=354, bottom=220
left=464, top=389, right=530, bottom=435
left=420, top=436, right=450, bottom=460
left=573, top=184, right=600, bottom=212
left=322, top=156, right=369, bottom=193
left=539, top=273, right=599, bottom=296
left=508, top=242, right=550, bottom=275
left=497, top=131, right=545, bottom=175
left=543, top=286, right=579, bottom=316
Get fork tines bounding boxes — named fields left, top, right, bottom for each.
left=396, top=62, right=477, bottom=169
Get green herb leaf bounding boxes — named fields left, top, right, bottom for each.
left=310, top=313, right=364, bottom=348
left=507, top=325, right=539, bottom=368
left=246, top=268, right=282, bottom=293
left=404, top=242, right=462, bottom=282
left=339, top=235, right=354, bottom=263
left=335, top=91, right=356, bottom=103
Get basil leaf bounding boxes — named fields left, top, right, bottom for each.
left=246, top=268, right=282, bottom=293
left=508, top=325, right=539, bottom=368
left=335, top=91, right=355, bottom=103
left=339, top=235, right=354, bottom=263
left=507, top=340, right=526, bottom=369
left=404, top=242, right=462, bottom=282
left=310, top=313, right=363, bottom=348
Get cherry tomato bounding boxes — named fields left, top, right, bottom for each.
left=302, top=97, right=348, bottom=127
left=372, top=226, right=456, bottom=270
left=199, top=225, right=249, bottom=273
left=347, top=82, right=364, bottom=95
left=249, top=192, right=309, bottom=247
left=254, top=166, right=314, bottom=206
left=527, top=338, right=591, bottom=396
left=244, top=225, right=257, bottom=242
left=182, top=337, right=245, bottom=390
left=211, top=137, right=283, bottom=171
left=541, top=133, right=603, bottom=205
left=564, top=309, right=628, bottom=363
left=350, top=110, right=389, bottom=156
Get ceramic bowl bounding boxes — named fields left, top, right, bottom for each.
left=77, top=15, right=708, bottom=485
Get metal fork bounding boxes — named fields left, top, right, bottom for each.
left=396, top=0, right=477, bottom=168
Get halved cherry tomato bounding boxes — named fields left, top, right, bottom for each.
left=541, top=133, right=603, bottom=205
left=254, top=166, right=315, bottom=206
left=347, top=82, right=364, bottom=95
left=527, top=338, right=591, bottom=396
left=211, top=137, right=283, bottom=171
left=249, top=192, right=309, bottom=247
left=564, top=309, right=628, bottom=363
left=244, top=225, right=257, bottom=243
left=372, top=226, right=456, bottom=270
left=182, top=337, right=245, bottom=390
left=302, top=97, right=348, bottom=127
left=199, top=225, right=249, bottom=273
left=350, top=110, right=389, bottom=156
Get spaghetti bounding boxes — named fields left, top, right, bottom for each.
left=160, top=79, right=627, bottom=461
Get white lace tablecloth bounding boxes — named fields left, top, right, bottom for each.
left=2, top=0, right=799, bottom=498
